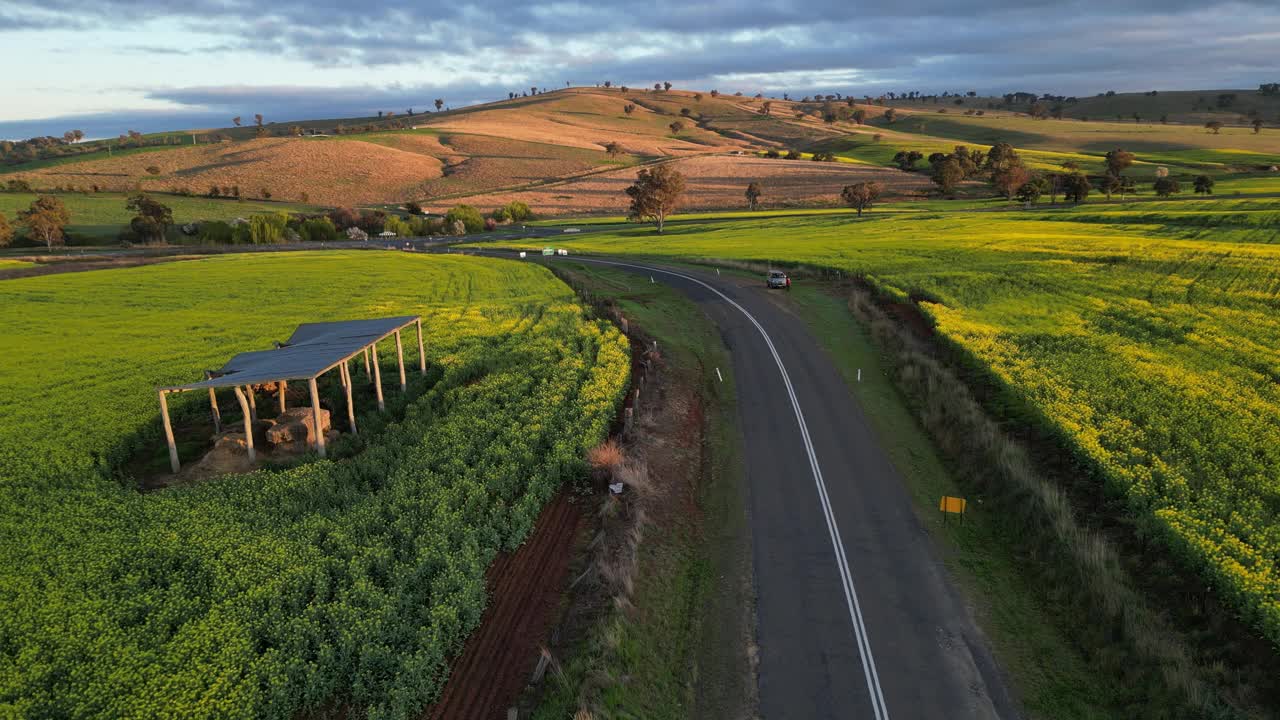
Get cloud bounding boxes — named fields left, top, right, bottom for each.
left=4, top=0, right=1279, bottom=136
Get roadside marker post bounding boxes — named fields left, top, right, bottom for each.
left=857, top=368, right=862, bottom=382
left=716, top=367, right=724, bottom=383
left=939, top=496, right=967, bottom=525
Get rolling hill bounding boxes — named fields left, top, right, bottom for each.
left=1, top=86, right=1277, bottom=216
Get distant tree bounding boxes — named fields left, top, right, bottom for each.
left=254, top=114, right=264, bottom=127
left=764, top=149, right=781, bottom=158
left=841, top=181, right=883, bottom=216
left=256, top=126, right=268, bottom=137
left=1160, top=115, right=1168, bottom=124
left=1193, top=175, right=1215, bottom=194
left=931, top=157, right=965, bottom=195
left=745, top=181, right=763, bottom=210
left=144, top=165, right=161, bottom=175
left=811, top=152, right=836, bottom=162
left=1061, top=173, right=1091, bottom=203
left=405, top=201, right=424, bottom=215
left=1118, top=175, right=1136, bottom=200
left=1154, top=176, right=1181, bottom=197
left=1132, top=112, right=1141, bottom=123
left=504, top=200, right=533, bottom=222
left=63, top=131, right=76, bottom=144
left=126, top=193, right=173, bottom=243
left=694, top=93, right=703, bottom=102
left=290, top=125, right=303, bottom=136
left=681, top=107, right=692, bottom=117
left=872, top=133, right=883, bottom=142
left=1205, top=120, right=1223, bottom=134
left=892, top=150, right=923, bottom=171
left=883, top=108, right=897, bottom=123
left=1253, top=118, right=1264, bottom=134
left=663, top=81, right=672, bottom=91
left=851, top=108, right=867, bottom=125
left=604, top=80, right=612, bottom=88
left=208, top=185, right=221, bottom=198
left=784, top=149, right=802, bottom=160
left=445, top=204, right=485, bottom=233
left=984, top=142, right=1020, bottom=174
left=233, top=116, right=242, bottom=127
left=669, top=120, right=686, bottom=134
left=654, top=83, right=662, bottom=91
left=625, top=164, right=686, bottom=233
left=19, top=195, right=71, bottom=250
left=261, top=188, right=272, bottom=199
left=0, top=212, right=12, bottom=247
left=1015, top=177, right=1049, bottom=204
left=604, top=141, right=625, bottom=157
left=1099, top=173, right=1123, bottom=200
left=435, top=99, right=444, bottom=111
left=761, top=101, right=772, bottom=115
left=72, top=129, right=84, bottom=143
left=1104, top=148, right=1136, bottom=177
left=992, top=164, right=1031, bottom=199
left=710, top=89, right=719, bottom=97
left=624, top=103, right=636, bottom=115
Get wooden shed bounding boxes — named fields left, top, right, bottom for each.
left=156, top=315, right=425, bottom=472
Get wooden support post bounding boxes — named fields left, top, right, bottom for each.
left=308, top=377, right=326, bottom=457
left=416, top=319, right=426, bottom=375
left=363, top=346, right=372, bottom=377
left=232, top=386, right=256, bottom=463
left=208, top=387, right=221, bottom=433
left=278, top=380, right=287, bottom=415
left=247, top=386, right=258, bottom=423
left=371, top=343, right=385, bottom=411
left=158, top=390, right=180, bottom=473
left=394, top=330, right=407, bottom=392
left=341, top=363, right=357, bottom=435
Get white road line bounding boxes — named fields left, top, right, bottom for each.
left=565, top=255, right=890, bottom=720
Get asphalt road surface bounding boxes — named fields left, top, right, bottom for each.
left=525, top=253, right=1019, bottom=720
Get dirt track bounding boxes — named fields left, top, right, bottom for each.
left=423, top=492, right=583, bottom=720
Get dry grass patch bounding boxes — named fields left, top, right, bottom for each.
left=450, top=154, right=932, bottom=215
left=9, top=138, right=447, bottom=205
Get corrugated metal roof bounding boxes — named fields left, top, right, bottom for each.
left=164, top=315, right=419, bottom=391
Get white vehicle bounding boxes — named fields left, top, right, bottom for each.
left=519, top=251, right=527, bottom=258
left=557, top=248, right=569, bottom=256
left=562, top=228, right=581, bottom=233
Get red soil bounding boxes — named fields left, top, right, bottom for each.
left=423, top=492, right=584, bottom=720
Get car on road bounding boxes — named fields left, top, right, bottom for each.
left=767, top=270, right=791, bottom=289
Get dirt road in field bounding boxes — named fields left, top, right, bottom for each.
left=504, top=252, right=1019, bottom=720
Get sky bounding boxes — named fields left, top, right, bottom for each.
left=2, top=0, right=1279, bottom=139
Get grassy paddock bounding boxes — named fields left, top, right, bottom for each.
left=0, top=192, right=323, bottom=241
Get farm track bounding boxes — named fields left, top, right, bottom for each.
left=424, top=492, right=584, bottom=720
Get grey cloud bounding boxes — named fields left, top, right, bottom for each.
left=5, top=0, right=1280, bottom=137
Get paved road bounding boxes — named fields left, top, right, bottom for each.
left=519, top=253, right=1019, bottom=720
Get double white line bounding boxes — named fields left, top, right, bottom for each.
left=570, top=256, right=891, bottom=720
